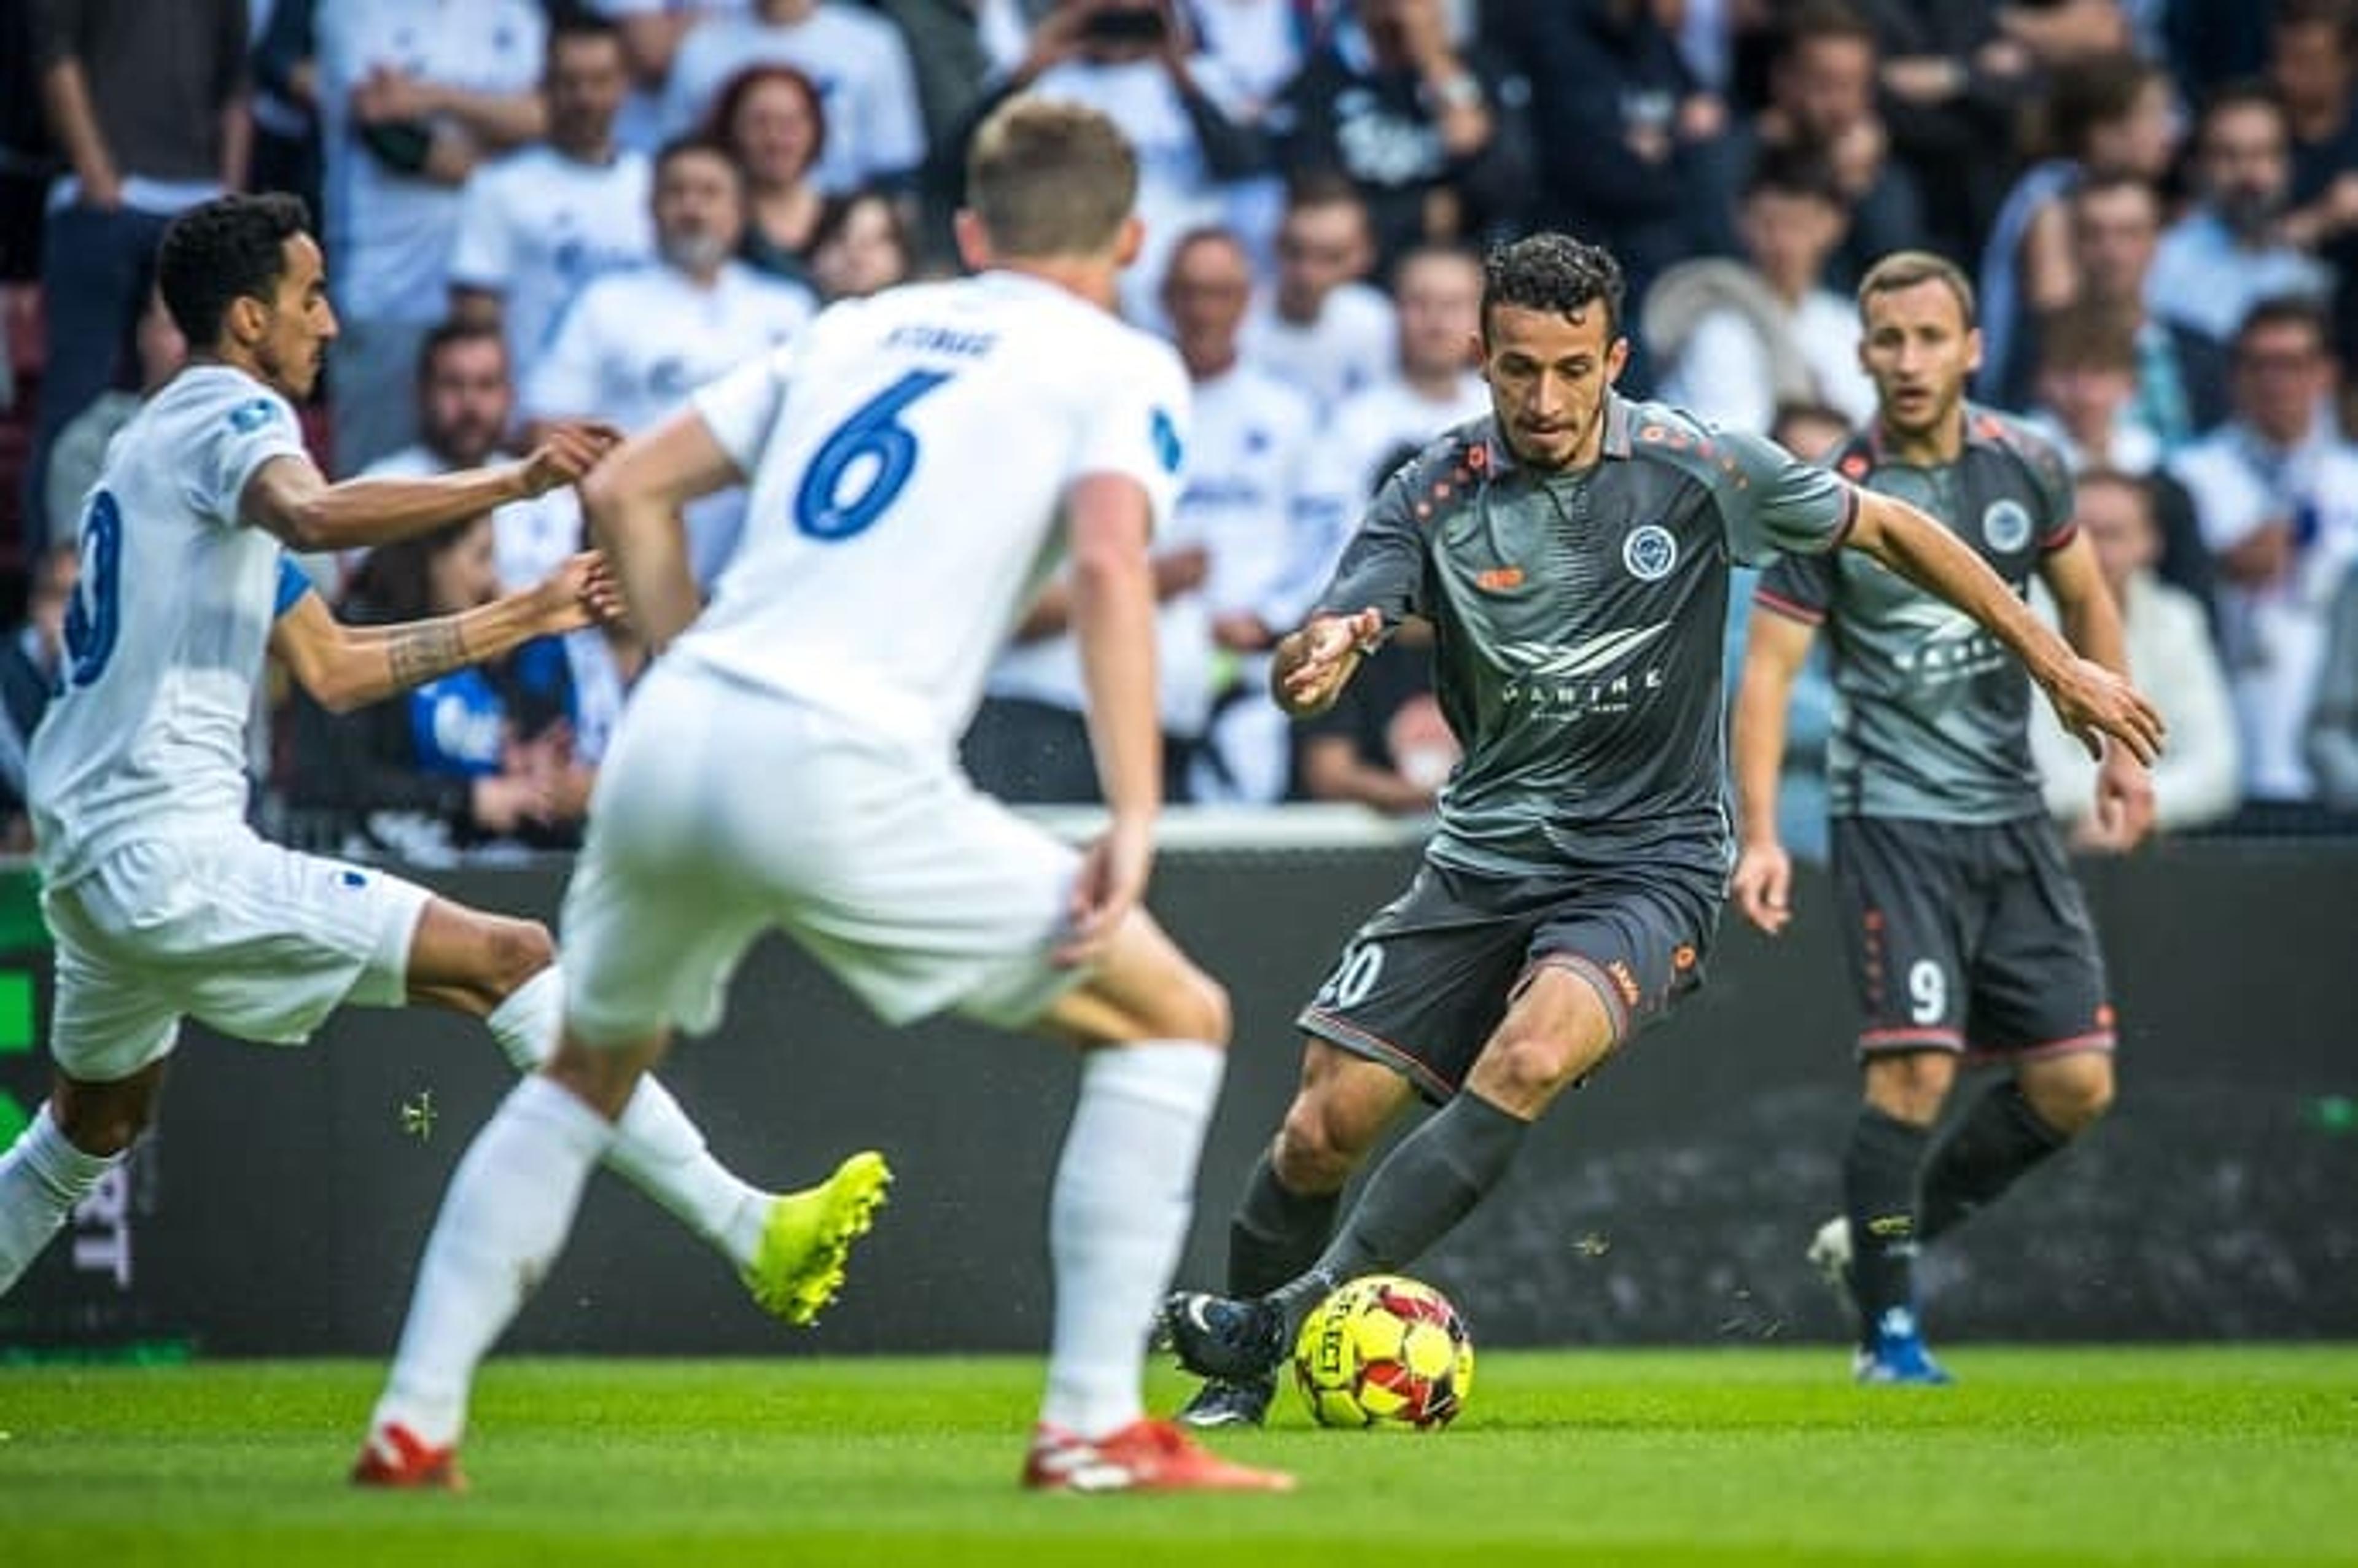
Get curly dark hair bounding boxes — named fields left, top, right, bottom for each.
left=157, top=192, right=313, bottom=349
left=1480, top=232, right=1625, bottom=341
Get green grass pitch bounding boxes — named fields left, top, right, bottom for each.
left=2, top=1348, right=2354, bottom=1566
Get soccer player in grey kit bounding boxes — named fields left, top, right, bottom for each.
left=1731, top=252, right=2155, bottom=1384
left=1161, top=234, right=2163, bottom=1426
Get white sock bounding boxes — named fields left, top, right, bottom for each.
left=1040, top=1041, right=1224, bottom=1438
left=0, top=1103, right=120, bottom=1297
left=370, top=1074, right=614, bottom=1448
left=488, top=968, right=768, bottom=1267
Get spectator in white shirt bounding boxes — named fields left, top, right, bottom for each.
left=1240, top=171, right=1396, bottom=417
left=317, top=0, right=550, bottom=473
left=2029, top=470, right=2241, bottom=843
left=1649, top=151, right=1876, bottom=437
left=448, top=14, right=655, bottom=388
left=2168, top=297, right=2358, bottom=816
left=1273, top=243, right=1489, bottom=624
left=661, top=0, right=925, bottom=196
left=523, top=136, right=815, bottom=586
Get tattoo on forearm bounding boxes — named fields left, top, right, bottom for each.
left=386, top=618, right=469, bottom=690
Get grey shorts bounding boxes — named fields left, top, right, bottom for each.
left=1296, top=858, right=1719, bottom=1103
left=1830, top=815, right=2114, bottom=1060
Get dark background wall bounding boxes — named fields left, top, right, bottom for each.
left=2, top=839, right=2353, bottom=1358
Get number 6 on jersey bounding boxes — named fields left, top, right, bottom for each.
left=793, top=370, right=952, bottom=541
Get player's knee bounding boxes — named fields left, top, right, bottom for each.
left=1145, top=963, right=1231, bottom=1047
left=2026, top=1057, right=2114, bottom=1136
left=1272, top=1098, right=1364, bottom=1194
left=1864, top=1052, right=1955, bottom=1125
left=52, top=1088, right=152, bottom=1157
left=484, top=918, right=556, bottom=999
left=1472, top=1027, right=1603, bottom=1116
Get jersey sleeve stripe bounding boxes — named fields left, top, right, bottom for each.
left=2038, top=519, right=2079, bottom=553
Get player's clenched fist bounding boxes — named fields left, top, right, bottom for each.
left=518, top=421, right=627, bottom=496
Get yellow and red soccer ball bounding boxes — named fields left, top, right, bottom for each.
left=1291, top=1274, right=1474, bottom=1429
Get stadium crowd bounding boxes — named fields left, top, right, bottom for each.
left=4, top=0, right=2358, bottom=855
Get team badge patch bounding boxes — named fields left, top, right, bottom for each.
left=228, top=398, right=278, bottom=434
left=1622, top=524, right=1678, bottom=581
left=1982, top=499, right=2033, bottom=553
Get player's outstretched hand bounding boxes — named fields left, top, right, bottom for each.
left=1277, top=608, right=1383, bottom=714
left=2043, top=656, right=2165, bottom=765
left=535, top=551, right=624, bottom=634
left=518, top=421, right=626, bottom=497
left=1055, top=813, right=1154, bottom=968
left=1730, top=840, right=1794, bottom=935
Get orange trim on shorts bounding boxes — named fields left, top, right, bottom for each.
left=1522, top=953, right=1632, bottom=1049
left=1858, top=1025, right=1966, bottom=1055
left=1965, top=1029, right=2117, bottom=1066
left=1299, top=1007, right=1458, bottom=1101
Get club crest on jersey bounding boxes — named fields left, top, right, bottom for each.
left=1150, top=408, right=1183, bottom=475
left=1982, top=499, right=2033, bottom=553
left=1622, top=524, right=1678, bottom=581
left=229, top=398, right=277, bottom=434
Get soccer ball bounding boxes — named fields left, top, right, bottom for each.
left=1291, top=1273, right=1474, bottom=1429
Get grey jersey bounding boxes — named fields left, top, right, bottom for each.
left=1318, top=397, right=1854, bottom=879
left=1756, top=406, right=2076, bottom=823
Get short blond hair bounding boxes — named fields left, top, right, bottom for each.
left=1856, top=249, right=1978, bottom=328
left=966, top=97, right=1138, bottom=260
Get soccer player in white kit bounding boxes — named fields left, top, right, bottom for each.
left=358, top=99, right=1296, bottom=1496
left=0, top=194, right=889, bottom=1342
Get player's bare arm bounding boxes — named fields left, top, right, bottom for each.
left=579, top=406, right=741, bottom=651
left=270, top=551, right=620, bottom=713
left=239, top=421, right=622, bottom=553
left=1058, top=472, right=1163, bottom=968
left=1271, top=608, right=1383, bottom=718
left=2039, top=530, right=2158, bottom=848
left=1843, top=489, right=2165, bottom=764
left=1730, top=607, right=1820, bottom=935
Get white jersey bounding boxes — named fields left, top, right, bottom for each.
left=526, top=260, right=815, bottom=584
left=661, top=6, right=927, bottom=194
left=681, top=270, right=1191, bottom=755
left=317, top=0, right=547, bottom=323
left=448, top=145, right=655, bottom=379
left=989, top=360, right=1315, bottom=735
left=1242, top=281, right=1395, bottom=416
left=28, top=366, right=310, bottom=886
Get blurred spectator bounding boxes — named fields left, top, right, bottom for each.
left=2029, top=469, right=2240, bottom=840
left=661, top=0, right=926, bottom=196
left=2305, top=556, right=2358, bottom=812
left=1276, top=244, right=1488, bottom=625
left=704, top=63, right=828, bottom=285
left=1240, top=171, right=1396, bottom=415
left=1729, top=1, right=1924, bottom=292
left=1649, top=151, right=1875, bottom=435
left=867, top=0, right=1001, bottom=160
left=26, top=0, right=249, bottom=550
left=2146, top=82, right=2332, bottom=347
left=1296, top=618, right=1457, bottom=813
left=42, top=284, right=185, bottom=549
left=2168, top=298, right=2358, bottom=817
left=1517, top=0, right=1735, bottom=371
left=353, top=320, right=588, bottom=601
left=523, top=136, right=814, bottom=587
left=1860, top=0, right=2036, bottom=263
left=2020, top=300, right=2214, bottom=614
left=286, top=515, right=583, bottom=860
left=449, top=14, right=655, bottom=387
left=974, top=0, right=1269, bottom=325
left=249, top=0, right=322, bottom=220
left=1269, top=0, right=1533, bottom=273
left=1158, top=227, right=1321, bottom=805
left=0, top=543, right=78, bottom=850
left=2269, top=0, right=2358, bottom=375
left=2066, top=171, right=2229, bottom=449
left=1768, top=395, right=1851, bottom=460
left=1974, top=51, right=2176, bottom=405
left=317, top=0, right=549, bottom=473
left=809, top=186, right=915, bottom=301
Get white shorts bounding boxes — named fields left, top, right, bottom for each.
left=561, top=662, right=1083, bottom=1046
left=42, top=829, right=432, bottom=1082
